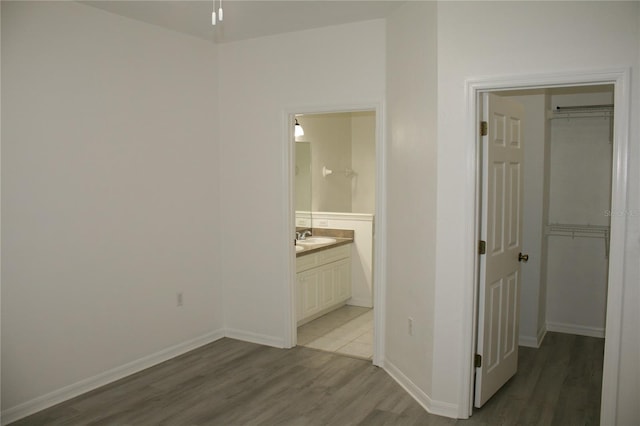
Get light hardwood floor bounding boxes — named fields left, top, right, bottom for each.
left=10, top=332, right=603, bottom=425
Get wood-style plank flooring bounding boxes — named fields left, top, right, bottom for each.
left=11, top=332, right=603, bottom=426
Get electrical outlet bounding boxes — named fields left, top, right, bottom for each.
left=408, top=317, right=414, bottom=336
left=177, top=292, right=183, bottom=307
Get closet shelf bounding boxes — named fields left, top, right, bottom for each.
left=545, top=223, right=610, bottom=257
left=549, top=104, right=614, bottom=120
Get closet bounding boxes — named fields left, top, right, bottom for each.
left=544, top=87, right=613, bottom=338
left=502, top=85, right=613, bottom=346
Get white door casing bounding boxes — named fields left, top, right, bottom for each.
left=475, top=93, right=525, bottom=408
left=462, top=69, right=629, bottom=424
left=285, top=102, right=386, bottom=368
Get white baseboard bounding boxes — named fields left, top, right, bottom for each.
left=382, top=359, right=459, bottom=419
left=429, top=397, right=460, bottom=419
left=519, top=335, right=539, bottom=348
left=546, top=321, right=605, bottom=338
left=519, top=326, right=548, bottom=348
left=347, top=298, right=373, bottom=308
left=1, top=329, right=225, bottom=426
left=224, top=328, right=285, bottom=348
left=537, top=326, right=548, bottom=346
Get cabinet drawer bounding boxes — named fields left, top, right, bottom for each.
left=296, top=243, right=351, bottom=273
left=317, top=245, right=350, bottom=264
left=296, top=252, right=318, bottom=272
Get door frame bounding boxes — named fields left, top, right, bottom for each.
left=461, top=69, right=630, bottom=424
left=282, top=102, right=387, bottom=367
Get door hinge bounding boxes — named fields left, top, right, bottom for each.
left=478, top=240, right=486, bottom=255
left=475, top=353, right=482, bottom=368
left=480, top=121, right=488, bottom=136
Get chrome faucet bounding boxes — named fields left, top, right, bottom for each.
left=298, top=230, right=312, bottom=240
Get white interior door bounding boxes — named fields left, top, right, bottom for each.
left=475, top=93, right=526, bottom=408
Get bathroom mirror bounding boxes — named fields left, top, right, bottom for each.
left=295, top=141, right=312, bottom=229
left=295, top=111, right=376, bottom=215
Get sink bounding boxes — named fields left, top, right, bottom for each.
left=295, top=245, right=305, bottom=252
left=297, top=237, right=337, bottom=246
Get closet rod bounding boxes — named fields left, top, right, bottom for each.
left=545, top=223, right=610, bottom=258
left=555, top=104, right=613, bottom=111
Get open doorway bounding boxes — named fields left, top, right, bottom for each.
left=462, top=69, right=630, bottom=425
left=473, top=86, right=613, bottom=419
left=290, top=110, right=377, bottom=361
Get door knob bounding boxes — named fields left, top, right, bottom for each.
left=518, top=253, right=529, bottom=262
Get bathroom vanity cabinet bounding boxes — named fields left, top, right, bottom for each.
left=296, top=244, right=351, bottom=325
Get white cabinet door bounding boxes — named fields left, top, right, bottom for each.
left=334, top=259, right=351, bottom=301
left=295, top=245, right=353, bottom=324
left=299, top=270, right=320, bottom=319
left=319, top=266, right=335, bottom=307
left=296, top=275, right=304, bottom=323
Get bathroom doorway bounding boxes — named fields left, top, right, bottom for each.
left=288, top=108, right=380, bottom=362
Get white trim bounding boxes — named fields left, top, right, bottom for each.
left=347, top=298, right=373, bottom=308
left=461, top=68, right=630, bottom=424
left=283, top=111, right=297, bottom=349
left=429, top=398, right=460, bottom=419
left=383, top=359, right=459, bottom=418
left=601, top=69, right=630, bottom=426
left=460, top=74, right=482, bottom=418
left=311, top=212, right=374, bottom=222
left=546, top=322, right=605, bottom=339
left=537, top=326, right=548, bottom=347
left=0, top=329, right=225, bottom=425
left=372, top=103, right=387, bottom=367
left=283, top=102, right=387, bottom=368
left=518, top=335, right=539, bottom=348
left=225, top=328, right=286, bottom=348
left=519, top=326, right=547, bottom=348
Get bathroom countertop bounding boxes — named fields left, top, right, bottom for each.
left=295, top=237, right=353, bottom=257
left=295, top=228, right=354, bottom=257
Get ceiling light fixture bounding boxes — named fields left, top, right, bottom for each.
left=212, top=0, right=223, bottom=25
left=295, top=118, right=305, bottom=137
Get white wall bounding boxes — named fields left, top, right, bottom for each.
left=351, top=111, right=376, bottom=214
left=501, top=92, right=548, bottom=347
left=546, top=90, right=613, bottom=336
left=218, top=20, right=385, bottom=346
left=435, top=2, right=639, bottom=421
left=3, top=2, right=639, bottom=424
left=1, top=1, right=223, bottom=418
left=385, top=0, right=440, bottom=414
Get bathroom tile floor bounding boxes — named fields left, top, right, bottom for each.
left=297, top=305, right=373, bottom=360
